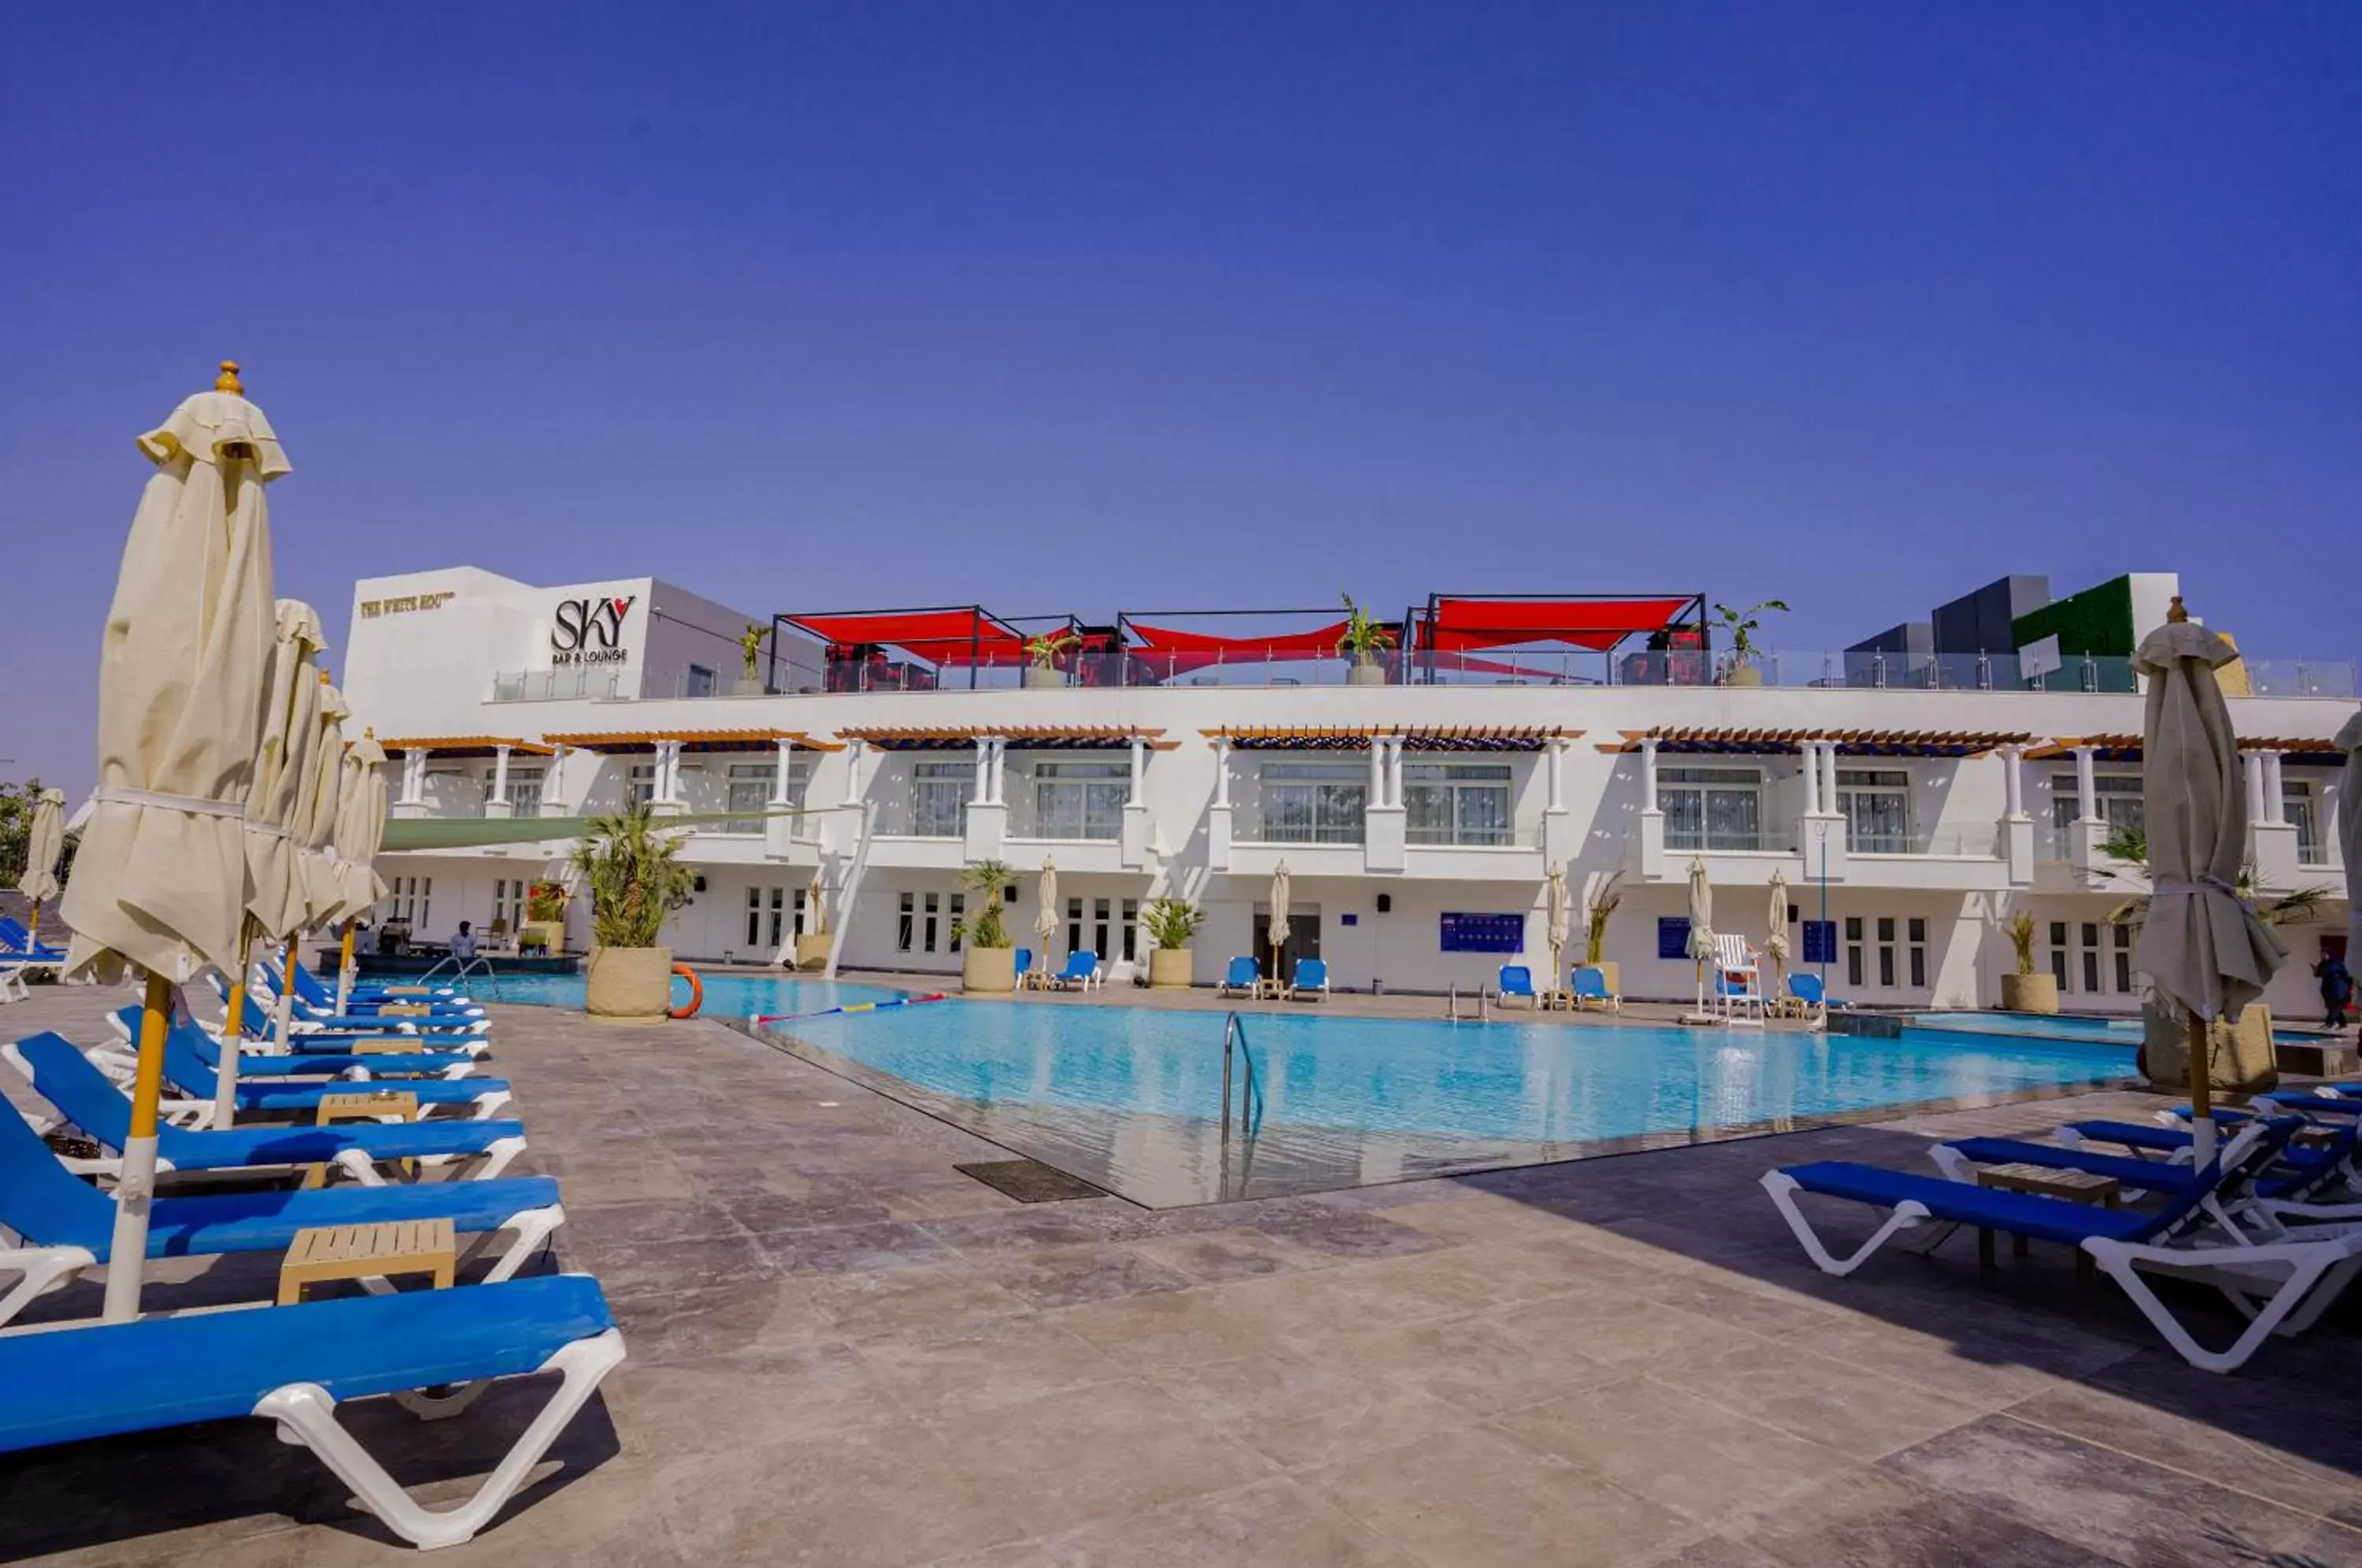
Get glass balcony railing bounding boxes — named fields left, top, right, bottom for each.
left=1846, top=824, right=2003, bottom=859
left=1665, top=827, right=1799, bottom=854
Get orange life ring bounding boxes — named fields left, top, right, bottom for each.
left=668, top=963, right=703, bottom=1019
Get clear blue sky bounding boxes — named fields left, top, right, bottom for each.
left=4, top=2, right=2356, bottom=793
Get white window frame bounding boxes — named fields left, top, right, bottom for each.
left=1659, top=766, right=1764, bottom=852
left=910, top=761, right=969, bottom=839
left=1404, top=761, right=1515, bottom=847
left=1029, top=760, right=1127, bottom=841
left=1836, top=767, right=1911, bottom=855
left=1258, top=760, right=1367, bottom=845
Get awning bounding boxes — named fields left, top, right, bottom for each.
left=375, top=736, right=555, bottom=760
left=835, top=725, right=1179, bottom=752
left=1606, top=727, right=2034, bottom=758
left=378, top=805, right=819, bottom=852
left=779, top=608, right=1028, bottom=667
left=1419, top=596, right=1699, bottom=653
left=542, top=727, right=843, bottom=755
left=1127, top=621, right=1351, bottom=673
left=1205, top=725, right=1581, bottom=752
left=2027, top=734, right=2346, bottom=764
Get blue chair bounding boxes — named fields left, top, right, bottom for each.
left=0, top=917, right=65, bottom=963
left=0, top=1274, right=625, bottom=1549
left=5, top=1033, right=528, bottom=1185
left=1786, top=973, right=1830, bottom=1019
left=1570, top=965, right=1620, bottom=1013
left=270, top=956, right=468, bottom=1007
left=1494, top=965, right=1536, bottom=1007
left=0, top=1091, right=564, bottom=1328
left=272, top=960, right=482, bottom=1019
left=1287, top=957, right=1331, bottom=1001
left=1051, top=951, right=1102, bottom=993
left=176, top=1021, right=483, bottom=1082
left=1216, top=956, right=1258, bottom=998
left=135, top=1015, right=515, bottom=1122
left=1013, top=948, right=1034, bottom=987
left=210, top=982, right=491, bottom=1056
left=1760, top=1119, right=2362, bottom=1373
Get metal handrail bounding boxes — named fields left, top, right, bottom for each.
left=1219, top=1011, right=1264, bottom=1140
left=415, top=952, right=502, bottom=1000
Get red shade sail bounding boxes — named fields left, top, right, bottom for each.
left=1128, top=620, right=1352, bottom=673
left=784, top=610, right=1028, bottom=666
left=1420, top=597, right=1697, bottom=653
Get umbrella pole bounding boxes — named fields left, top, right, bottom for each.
left=215, top=916, right=257, bottom=1130
left=273, top=938, right=295, bottom=1052
left=22, top=906, right=38, bottom=949
left=102, top=972, right=174, bottom=1322
left=2188, top=1015, right=2216, bottom=1165
left=335, top=919, right=357, bottom=1012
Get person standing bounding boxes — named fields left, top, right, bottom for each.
left=449, top=919, right=479, bottom=964
left=2315, top=950, right=2354, bottom=1030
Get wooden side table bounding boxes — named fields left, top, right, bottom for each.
left=279, top=1219, right=457, bottom=1304
left=1975, top=1162, right=2120, bottom=1285
left=309, top=1089, right=421, bottom=1188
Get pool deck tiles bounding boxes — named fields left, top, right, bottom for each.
left=4, top=983, right=2362, bottom=1566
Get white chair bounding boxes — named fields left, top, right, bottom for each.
left=1712, top=934, right=1764, bottom=1019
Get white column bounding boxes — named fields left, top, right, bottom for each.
left=771, top=737, right=795, bottom=804
left=2002, top=745, right=2025, bottom=818
left=1212, top=737, right=1232, bottom=807
left=990, top=738, right=1008, bottom=805
left=1640, top=737, right=1660, bottom=806
left=2262, top=749, right=2286, bottom=819
left=840, top=740, right=865, bottom=806
left=491, top=744, right=512, bottom=805
left=1822, top=744, right=1841, bottom=819
left=1546, top=740, right=1565, bottom=813
left=1801, top=743, right=1823, bottom=815
left=401, top=749, right=425, bottom=805
left=2074, top=746, right=2097, bottom=822
left=2243, top=750, right=2266, bottom=824
left=1127, top=736, right=1146, bottom=804
left=547, top=745, right=567, bottom=806
left=1368, top=737, right=1386, bottom=808
left=973, top=738, right=992, bottom=805
left=1390, top=738, right=1407, bottom=809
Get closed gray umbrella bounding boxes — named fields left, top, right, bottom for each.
left=2132, top=602, right=2286, bottom=1160
left=15, top=787, right=67, bottom=943
left=1683, top=856, right=1717, bottom=1023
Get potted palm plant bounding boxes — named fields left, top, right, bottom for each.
left=1998, top=911, right=2057, bottom=1015
left=957, top=860, right=1018, bottom=993
left=1713, top=599, right=1790, bottom=686
left=735, top=623, right=768, bottom=696
left=1142, top=897, right=1204, bottom=989
left=2097, top=823, right=2325, bottom=1091
left=1024, top=630, right=1079, bottom=690
left=522, top=879, right=571, bottom=957
left=572, top=804, right=697, bottom=1018
left=1583, top=871, right=1623, bottom=997
left=1337, top=594, right=1395, bottom=686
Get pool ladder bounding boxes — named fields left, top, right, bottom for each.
left=1217, top=1011, right=1265, bottom=1201
left=1442, top=984, right=1489, bottom=1024
left=415, top=953, right=503, bottom=1000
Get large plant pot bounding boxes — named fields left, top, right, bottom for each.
left=1722, top=664, right=1764, bottom=688
left=794, top=932, right=834, bottom=971
left=1346, top=661, right=1386, bottom=686
left=1149, top=948, right=1194, bottom=990
left=1024, top=668, right=1064, bottom=690
left=521, top=919, right=567, bottom=956
left=731, top=678, right=766, bottom=696
left=2001, top=973, right=2059, bottom=1015
left=962, top=946, right=1017, bottom=994
left=586, top=945, right=673, bottom=1019
left=2141, top=1000, right=2278, bottom=1095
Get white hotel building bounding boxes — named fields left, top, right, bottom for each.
left=342, top=567, right=2356, bottom=1019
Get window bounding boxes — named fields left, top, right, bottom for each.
left=1031, top=761, right=1127, bottom=841
left=1120, top=898, right=1138, bottom=961
left=1659, top=767, right=1763, bottom=852
left=2112, top=923, right=2134, bottom=993
left=2285, top=781, right=2322, bottom=862
left=948, top=893, right=965, bottom=953
left=1876, top=917, right=1897, bottom=988
left=746, top=886, right=787, bottom=949
left=922, top=893, right=942, bottom=952
left=2050, top=774, right=2143, bottom=834
left=485, top=767, right=545, bottom=819
left=387, top=876, right=432, bottom=930
left=1405, top=763, right=1514, bottom=846
left=894, top=891, right=955, bottom=954
left=491, top=879, right=524, bottom=931
left=2080, top=922, right=2101, bottom=993
left=898, top=892, right=915, bottom=952
left=1906, top=917, right=1927, bottom=989
left=912, top=762, right=969, bottom=838
left=1066, top=897, right=1084, bottom=956
left=1259, top=761, right=1366, bottom=845
left=686, top=664, right=716, bottom=698
left=716, top=761, right=787, bottom=834
left=1845, top=916, right=1864, bottom=988
left=2049, top=920, right=2070, bottom=989
left=1837, top=769, right=1910, bottom=854
left=630, top=764, right=659, bottom=807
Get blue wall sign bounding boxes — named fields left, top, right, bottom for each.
left=1658, top=917, right=1692, bottom=959
left=1801, top=920, right=1838, bottom=964
left=1439, top=912, right=1523, bottom=953
left=1340, top=912, right=1359, bottom=927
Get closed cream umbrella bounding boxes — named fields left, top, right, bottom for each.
left=1764, top=870, right=1792, bottom=1009
left=15, top=787, right=67, bottom=945
left=216, top=600, right=325, bottom=1127
left=329, top=729, right=391, bottom=1010
left=1032, top=859, right=1059, bottom=987
left=2338, top=709, right=2361, bottom=1004
left=267, top=671, right=342, bottom=1050
left=1682, top=856, right=1718, bottom=1024
left=59, top=363, right=283, bottom=1322
left=2133, top=599, right=2287, bottom=1163
left=1268, top=861, right=1291, bottom=998
left=1545, top=862, right=1572, bottom=1005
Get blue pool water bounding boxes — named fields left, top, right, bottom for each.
left=475, top=971, right=909, bottom=1019
left=484, top=972, right=2135, bottom=1204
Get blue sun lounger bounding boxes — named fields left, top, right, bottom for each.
left=1763, top=1120, right=2362, bottom=1372
left=0, top=917, right=66, bottom=963
left=0, top=1274, right=624, bottom=1550
left=272, top=958, right=481, bottom=1015
left=6, top=1033, right=528, bottom=1185
left=0, top=1098, right=563, bottom=1328
left=1494, top=965, right=1537, bottom=1007
left=1216, top=956, right=1258, bottom=997
left=1287, top=957, right=1331, bottom=1000
left=150, top=1019, right=513, bottom=1121
left=177, top=1023, right=482, bottom=1082
left=218, top=980, right=492, bottom=1048
left=2057, top=1115, right=2362, bottom=1211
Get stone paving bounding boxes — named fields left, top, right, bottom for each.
left=5, top=982, right=2362, bottom=1566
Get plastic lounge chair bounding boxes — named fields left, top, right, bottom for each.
left=215, top=984, right=493, bottom=1056
left=1013, top=948, right=1033, bottom=988
left=252, top=982, right=494, bottom=1040
left=1760, top=1121, right=2362, bottom=1373
left=0, top=918, right=67, bottom=963
left=1494, top=965, right=1536, bottom=1008
left=272, top=960, right=485, bottom=1020
left=2060, top=1118, right=2362, bottom=1212
left=276, top=958, right=468, bottom=1007
left=1785, top=973, right=1827, bottom=1021
left=1216, top=956, right=1258, bottom=998
left=1287, top=958, right=1330, bottom=1002
left=0, top=1274, right=624, bottom=1550
left=179, top=1024, right=483, bottom=1082
left=6, top=1033, right=528, bottom=1185
left=1570, top=966, right=1620, bottom=1013
left=141, top=1018, right=515, bottom=1122
left=0, top=1101, right=564, bottom=1328
left=1050, top=952, right=1102, bottom=993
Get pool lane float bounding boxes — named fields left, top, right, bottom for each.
left=750, top=993, right=949, bottom=1026
left=668, top=963, right=703, bottom=1019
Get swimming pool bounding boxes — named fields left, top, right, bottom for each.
left=488, top=976, right=2133, bottom=1205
